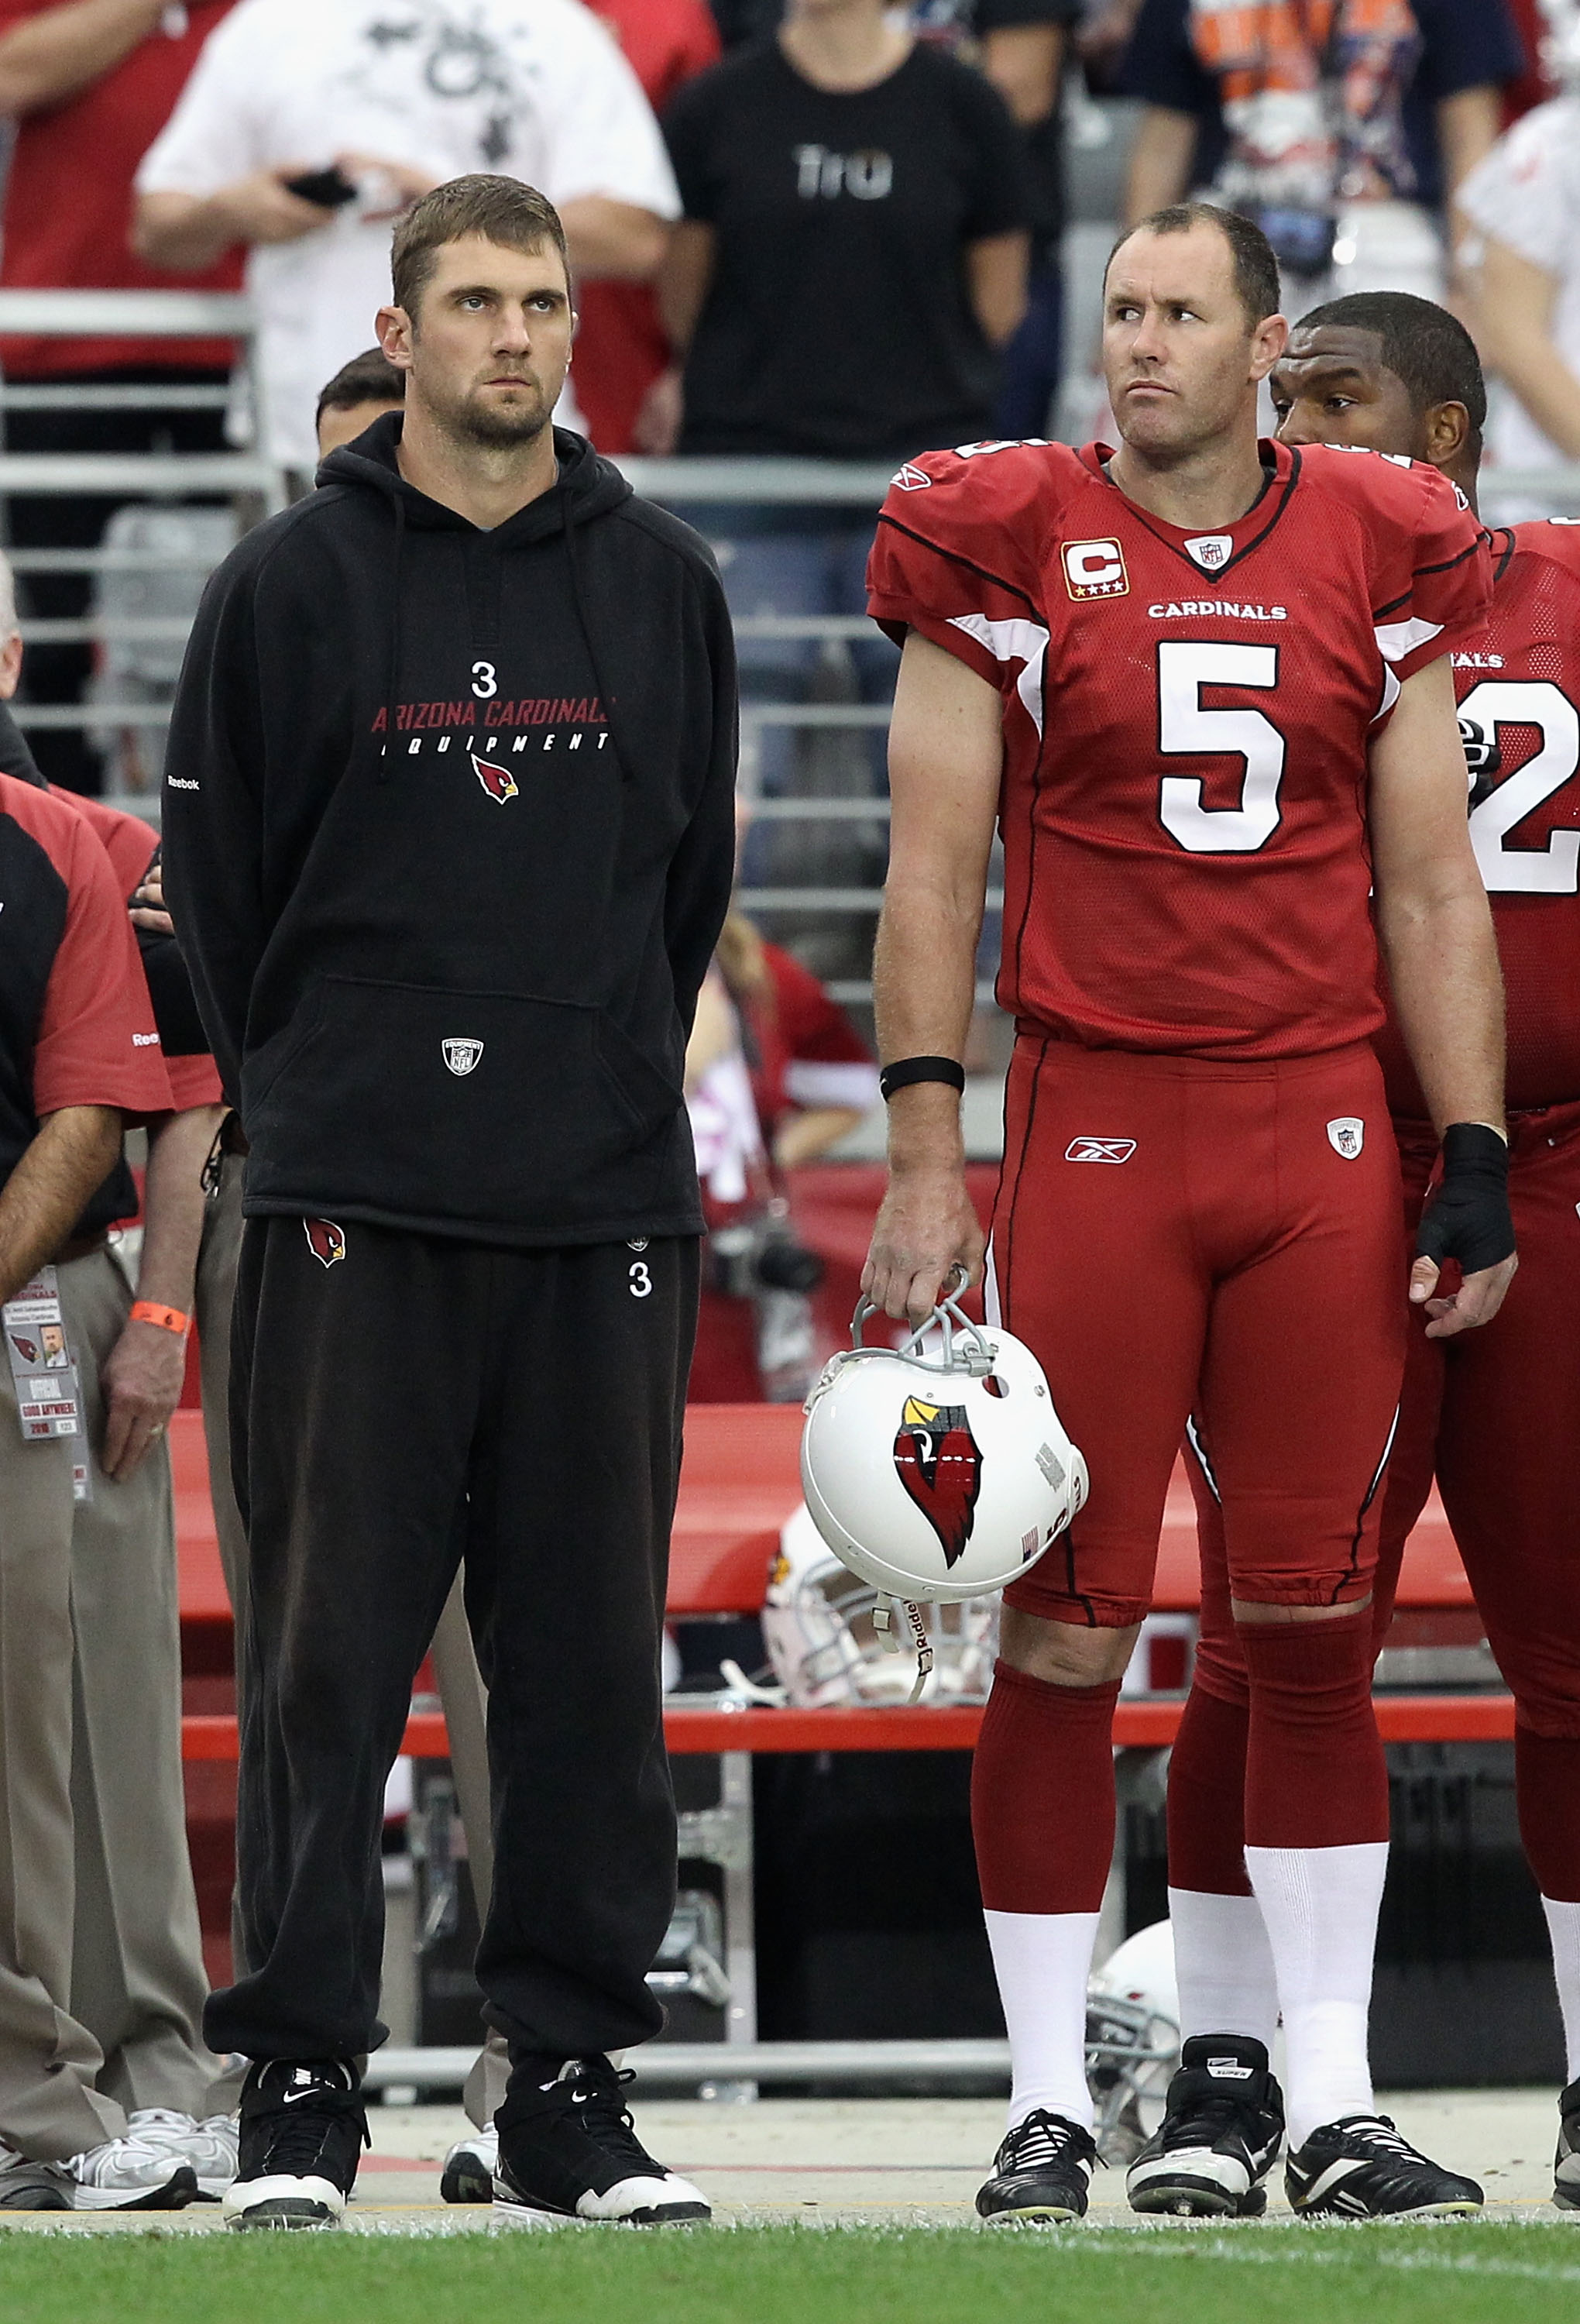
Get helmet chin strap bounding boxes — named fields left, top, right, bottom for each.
left=873, top=1595, right=935, bottom=1703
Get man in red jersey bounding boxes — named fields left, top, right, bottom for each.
left=862, top=201, right=1516, bottom=2224
left=1149, top=289, right=1580, bottom=2219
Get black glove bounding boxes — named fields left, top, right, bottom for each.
left=1415, top=1122, right=1516, bottom=1277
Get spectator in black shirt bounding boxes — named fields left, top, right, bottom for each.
left=661, top=0, right=1030, bottom=456
left=658, top=0, right=1031, bottom=817
left=909, top=1, right=1082, bottom=438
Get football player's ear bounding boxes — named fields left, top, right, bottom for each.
left=1249, top=310, right=1289, bottom=385
left=376, top=304, right=415, bottom=373
left=1423, top=397, right=1472, bottom=472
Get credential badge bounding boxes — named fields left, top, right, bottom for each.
left=443, top=1038, right=484, bottom=1077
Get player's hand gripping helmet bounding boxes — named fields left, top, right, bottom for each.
left=800, top=1296, right=1087, bottom=1616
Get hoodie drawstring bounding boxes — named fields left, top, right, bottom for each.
left=562, top=490, right=635, bottom=786
left=378, top=493, right=408, bottom=782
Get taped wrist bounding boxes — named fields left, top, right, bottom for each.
left=1414, top=1122, right=1515, bottom=1275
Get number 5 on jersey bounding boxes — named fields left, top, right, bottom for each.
left=1156, top=641, right=1285, bottom=853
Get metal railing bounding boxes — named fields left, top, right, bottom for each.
left=3, top=301, right=1578, bottom=996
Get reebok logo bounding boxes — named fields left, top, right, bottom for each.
left=1065, top=1137, right=1136, bottom=1164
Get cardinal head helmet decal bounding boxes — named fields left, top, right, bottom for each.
left=304, top=1218, right=347, bottom=1267
left=892, top=1394, right=983, bottom=1569
left=469, top=751, right=519, bottom=804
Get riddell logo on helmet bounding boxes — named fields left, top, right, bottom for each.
left=893, top=1396, right=983, bottom=1569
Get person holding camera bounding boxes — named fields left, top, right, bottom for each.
left=132, top=0, right=680, bottom=476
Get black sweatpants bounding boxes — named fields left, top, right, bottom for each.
left=203, top=1216, right=698, bottom=2065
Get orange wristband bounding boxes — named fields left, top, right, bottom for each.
left=129, top=1301, right=190, bottom=1338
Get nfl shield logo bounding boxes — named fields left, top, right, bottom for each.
left=1184, top=533, right=1233, bottom=572
left=1327, top=1116, right=1365, bottom=1159
left=443, top=1038, right=484, bottom=1077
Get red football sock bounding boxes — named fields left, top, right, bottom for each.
left=1516, top=1729, right=1580, bottom=1902
left=1239, top=1610, right=1389, bottom=1850
left=1166, top=1682, right=1253, bottom=1895
left=971, top=1660, right=1121, bottom=1913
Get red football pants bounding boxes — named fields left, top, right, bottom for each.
left=1181, top=1097, right=1580, bottom=1893
left=992, top=1038, right=1407, bottom=1628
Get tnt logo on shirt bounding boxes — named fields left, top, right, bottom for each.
left=1062, top=540, right=1128, bottom=600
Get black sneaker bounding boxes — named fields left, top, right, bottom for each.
left=975, top=2111, right=1097, bottom=2225
left=1285, top=2115, right=1482, bottom=2219
left=493, top=2057, right=709, bottom=2226
left=1554, top=2078, right=1580, bottom=2210
left=1127, top=2035, right=1285, bottom=2218
left=222, top=2059, right=368, bottom=2230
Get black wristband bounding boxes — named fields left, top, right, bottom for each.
left=1415, top=1121, right=1515, bottom=1276
left=879, top=1055, right=967, bottom=1102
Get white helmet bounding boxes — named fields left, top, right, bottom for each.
left=800, top=1300, right=1087, bottom=1603
left=1085, top=1919, right=1182, bottom=2161
left=763, top=1502, right=998, bottom=1707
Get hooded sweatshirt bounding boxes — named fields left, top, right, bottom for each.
left=162, top=418, right=737, bottom=1247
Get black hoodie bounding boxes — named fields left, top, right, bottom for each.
left=162, top=419, right=737, bottom=1247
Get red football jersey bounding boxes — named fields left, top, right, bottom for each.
left=867, top=437, right=1491, bottom=1062
left=1375, top=520, right=1580, bottom=1120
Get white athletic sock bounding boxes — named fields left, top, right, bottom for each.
left=984, top=1909, right=1100, bottom=2133
left=1543, top=1897, right=1580, bottom=2084
left=1167, top=1886, right=1280, bottom=2054
left=1243, top=1841, right=1388, bottom=2149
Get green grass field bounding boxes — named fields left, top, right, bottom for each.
left=2, top=2221, right=1578, bottom=2324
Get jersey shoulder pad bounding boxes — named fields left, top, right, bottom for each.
left=1295, top=441, right=1472, bottom=535
left=875, top=440, right=1085, bottom=580
left=1509, top=516, right=1580, bottom=586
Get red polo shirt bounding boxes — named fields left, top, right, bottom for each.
left=0, top=0, right=243, bottom=376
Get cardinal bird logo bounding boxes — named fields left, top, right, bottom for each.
left=303, top=1218, right=347, bottom=1268
left=9, top=1334, right=39, bottom=1364
left=469, top=750, right=518, bottom=804
left=893, top=1395, right=983, bottom=1569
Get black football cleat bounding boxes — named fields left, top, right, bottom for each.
left=1126, top=2034, right=1284, bottom=2218
left=1554, top=2078, right=1580, bottom=2210
left=1284, top=2115, right=1482, bottom=2219
left=493, top=2057, right=709, bottom=2226
left=976, top=2110, right=1097, bottom=2225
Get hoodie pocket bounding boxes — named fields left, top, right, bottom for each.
left=249, top=975, right=682, bottom=1230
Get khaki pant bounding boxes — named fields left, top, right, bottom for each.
left=0, top=1249, right=214, bottom=2159
left=198, top=1158, right=507, bottom=2116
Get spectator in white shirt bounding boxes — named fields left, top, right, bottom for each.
left=1460, top=78, right=1580, bottom=488
left=132, top=0, right=678, bottom=472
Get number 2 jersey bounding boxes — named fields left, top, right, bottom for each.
left=867, top=436, right=1491, bottom=1062
left=1373, top=520, right=1580, bottom=1123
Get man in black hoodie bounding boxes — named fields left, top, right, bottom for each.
left=162, top=174, right=737, bottom=2232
